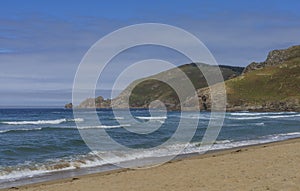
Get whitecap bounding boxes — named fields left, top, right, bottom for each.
left=135, top=116, right=167, bottom=120
left=1, top=118, right=84, bottom=125
left=77, top=124, right=131, bottom=129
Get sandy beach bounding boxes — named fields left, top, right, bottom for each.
left=2, top=138, right=300, bottom=191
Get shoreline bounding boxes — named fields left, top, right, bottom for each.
left=2, top=137, right=300, bottom=191
left=70, top=107, right=300, bottom=112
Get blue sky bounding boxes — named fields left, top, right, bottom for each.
left=1, top=0, right=300, bottom=107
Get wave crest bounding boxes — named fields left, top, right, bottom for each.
left=135, top=116, right=167, bottom=120
left=1, top=118, right=84, bottom=125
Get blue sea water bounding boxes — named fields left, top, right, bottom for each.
left=0, top=108, right=299, bottom=187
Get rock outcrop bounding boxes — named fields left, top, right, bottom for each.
left=111, top=63, right=244, bottom=110
left=71, top=45, right=300, bottom=112
left=77, top=96, right=111, bottom=109
left=64, top=103, right=73, bottom=109
left=200, top=45, right=300, bottom=112
left=243, top=45, right=300, bottom=73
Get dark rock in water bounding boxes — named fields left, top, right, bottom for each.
left=64, top=103, right=73, bottom=109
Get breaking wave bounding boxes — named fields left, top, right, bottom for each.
left=1, top=131, right=300, bottom=181
left=0, top=124, right=131, bottom=134
left=135, top=116, right=167, bottom=120
left=0, top=118, right=84, bottom=125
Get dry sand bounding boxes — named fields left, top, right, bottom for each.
left=3, top=139, right=300, bottom=191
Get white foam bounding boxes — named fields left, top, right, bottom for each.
left=0, top=128, right=42, bottom=133
left=228, top=116, right=263, bottom=120
left=0, top=123, right=131, bottom=133
left=77, top=124, right=131, bottom=129
left=0, top=165, right=75, bottom=181
left=230, top=112, right=265, bottom=116
left=1, top=118, right=84, bottom=125
left=135, top=116, right=167, bottom=120
left=266, top=114, right=300, bottom=119
left=114, top=117, right=125, bottom=120
left=215, top=140, right=232, bottom=144
left=254, top=122, right=265, bottom=126
left=266, top=132, right=300, bottom=140
left=230, top=112, right=297, bottom=116
left=71, top=118, right=85, bottom=122
left=228, top=114, right=300, bottom=120
left=2, top=131, right=300, bottom=181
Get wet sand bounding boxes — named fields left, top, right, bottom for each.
left=2, top=138, right=300, bottom=191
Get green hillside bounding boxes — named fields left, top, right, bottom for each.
left=197, top=45, right=300, bottom=111
left=226, top=56, right=300, bottom=110
left=76, top=45, right=300, bottom=112
left=120, top=63, right=244, bottom=110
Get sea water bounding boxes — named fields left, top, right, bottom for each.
left=0, top=108, right=299, bottom=188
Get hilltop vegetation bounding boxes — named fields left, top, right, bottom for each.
left=111, top=63, right=244, bottom=110
left=198, top=45, right=300, bottom=111
left=74, top=45, right=300, bottom=112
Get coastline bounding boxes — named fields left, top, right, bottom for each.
left=69, top=106, right=300, bottom=112
left=2, top=138, right=300, bottom=191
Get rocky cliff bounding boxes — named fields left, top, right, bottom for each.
left=197, top=45, right=300, bottom=111
left=243, top=45, right=300, bottom=73
left=74, top=45, right=300, bottom=112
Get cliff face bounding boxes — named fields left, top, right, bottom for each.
left=197, top=45, right=300, bottom=112
left=196, top=83, right=300, bottom=112
left=75, top=45, right=300, bottom=112
left=243, top=45, right=300, bottom=73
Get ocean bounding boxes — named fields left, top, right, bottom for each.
left=0, top=108, right=299, bottom=188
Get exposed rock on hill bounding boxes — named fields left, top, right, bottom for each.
left=243, top=45, right=300, bottom=73
left=73, top=45, right=300, bottom=112
left=198, top=45, right=300, bottom=111
left=77, top=96, right=111, bottom=108
left=111, top=63, right=244, bottom=110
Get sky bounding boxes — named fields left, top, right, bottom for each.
left=1, top=0, right=300, bottom=107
